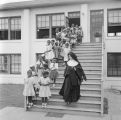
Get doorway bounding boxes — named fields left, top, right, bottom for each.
left=90, top=10, right=104, bottom=43
left=68, top=11, right=80, bottom=27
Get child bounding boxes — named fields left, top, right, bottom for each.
left=70, top=29, right=77, bottom=48
left=45, top=40, right=55, bottom=66
left=23, top=70, right=36, bottom=108
left=49, top=58, right=59, bottom=87
left=36, top=55, right=45, bottom=78
left=38, top=71, right=51, bottom=108
left=63, top=42, right=71, bottom=66
left=53, top=42, right=61, bottom=60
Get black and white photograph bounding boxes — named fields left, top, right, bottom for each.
left=0, top=0, right=121, bottom=120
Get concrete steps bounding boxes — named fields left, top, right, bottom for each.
left=31, top=42, right=103, bottom=116
left=32, top=105, right=101, bottom=116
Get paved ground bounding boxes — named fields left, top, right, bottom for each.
left=0, top=84, right=121, bottom=120
left=0, top=84, right=24, bottom=109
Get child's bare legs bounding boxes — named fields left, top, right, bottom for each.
left=53, top=78, right=56, bottom=87
left=28, top=96, right=33, bottom=107
left=42, top=97, right=48, bottom=108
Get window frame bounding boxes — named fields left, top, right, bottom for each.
left=0, top=16, right=21, bottom=40
left=107, top=8, right=121, bottom=37
left=36, top=13, right=65, bottom=39
left=0, top=54, right=21, bottom=74
left=107, top=53, right=121, bottom=77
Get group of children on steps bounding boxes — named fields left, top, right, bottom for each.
left=23, top=24, right=83, bottom=109
left=23, top=54, right=59, bottom=108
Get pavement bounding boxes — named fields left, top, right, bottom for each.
left=0, top=84, right=121, bottom=120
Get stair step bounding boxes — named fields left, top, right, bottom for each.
left=56, top=81, right=101, bottom=85
left=73, top=48, right=102, bottom=51
left=49, top=98, right=101, bottom=105
left=78, top=43, right=102, bottom=46
left=34, top=98, right=101, bottom=109
left=74, top=52, right=102, bottom=55
left=57, top=77, right=101, bottom=81
left=51, top=91, right=101, bottom=98
left=58, top=74, right=101, bottom=78
left=77, top=54, right=102, bottom=57
left=58, top=70, right=101, bottom=75
left=77, top=56, right=102, bottom=60
left=55, top=82, right=101, bottom=89
left=51, top=86, right=101, bottom=91
left=32, top=104, right=101, bottom=115
left=73, top=50, right=102, bottom=53
left=59, top=66, right=102, bottom=70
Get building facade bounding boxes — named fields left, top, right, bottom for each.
left=0, top=0, right=121, bottom=88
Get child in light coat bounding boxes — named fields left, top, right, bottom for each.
left=63, top=42, right=71, bottom=66
left=23, top=70, right=36, bottom=108
left=38, top=71, right=51, bottom=108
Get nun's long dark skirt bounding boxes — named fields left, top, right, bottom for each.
left=59, top=77, right=80, bottom=103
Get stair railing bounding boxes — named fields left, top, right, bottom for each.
left=101, top=26, right=105, bottom=116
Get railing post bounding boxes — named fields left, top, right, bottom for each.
left=101, top=26, right=105, bottom=116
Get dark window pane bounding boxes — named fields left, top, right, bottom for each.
left=10, top=54, right=21, bottom=74
left=0, top=30, right=8, bottom=40
left=0, top=18, right=8, bottom=40
left=0, top=55, right=9, bottom=73
left=108, top=9, right=121, bottom=36
left=107, top=53, right=121, bottom=77
left=37, top=29, right=49, bottom=38
left=10, top=17, right=21, bottom=40
left=37, top=15, right=50, bottom=39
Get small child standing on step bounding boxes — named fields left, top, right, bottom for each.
left=38, top=71, right=51, bottom=108
left=23, top=70, right=36, bottom=108
left=49, top=58, right=59, bottom=87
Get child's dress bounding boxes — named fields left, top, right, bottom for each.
left=70, top=34, right=77, bottom=45
left=45, top=44, right=54, bottom=60
left=23, top=77, right=36, bottom=97
left=36, top=60, right=45, bottom=78
left=49, top=63, right=59, bottom=80
left=63, top=47, right=71, bottom=62
left=39, top=77, right=51, bottom=97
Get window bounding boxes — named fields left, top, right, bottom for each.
left=0, top=54, right=21, bottom=74
left=52, top=14, right=64, bottom=38
left=0, top=17, right=21, bottom=40
left=36, top=13, right=65, bottom=39
left=68, top=11, right=80, bottom=18
left=0, top=18, right=8, bottom=40
left=108, top=9, right=121, bottom=37
left=0, top=55, right=8, bottom=73
left=68, top=11, right=80, bottom=27
left=107, top=53, right=121, bottom=77
left=37, top=15, right=50, bottom=38
left=10, top=17, right=21, bottom=40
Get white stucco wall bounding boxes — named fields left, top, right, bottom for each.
left=0, top=1, right=121, bottom=87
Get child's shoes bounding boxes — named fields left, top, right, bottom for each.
left=42, top=103, right=44, bottom=108
left=52, top=84, right=55, bottom=87
left=30, top=102, right=33, bottom=106
left=44, top=103, right=47, bottom=108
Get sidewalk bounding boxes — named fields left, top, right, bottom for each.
left=0, top=84, right=121, bottom=120
left=0, top=107, right=110, bottom=120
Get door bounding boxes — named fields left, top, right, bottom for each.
left=68, top=11, right=80, bottom=27
left=90, top=10, right=104, bottom=43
